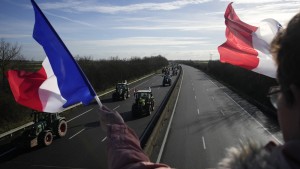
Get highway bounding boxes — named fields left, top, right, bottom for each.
left=0, top=72, right=177, bottom=169
left=156, top=65, right=283, bottom=169
left=0, top=64, right=284, bottom=169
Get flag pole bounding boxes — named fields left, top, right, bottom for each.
left=94, top=96, right=103, bottom=109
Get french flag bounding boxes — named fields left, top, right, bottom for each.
left=218, top=2, right=282, bottom=78
left=6, top=0, right=97, bottom=112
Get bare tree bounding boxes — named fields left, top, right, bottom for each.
left=0, top=38, right=22, bottom=89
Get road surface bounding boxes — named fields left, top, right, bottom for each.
left=156, top=65, right=283, bottom=169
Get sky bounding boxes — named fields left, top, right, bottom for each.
left=0, top=0, right=299, bottom=61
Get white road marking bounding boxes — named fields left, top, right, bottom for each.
left=68, top=128, right=85, bottom=140
left=113, top=106, right=120, bottom=110
left=195, top=95, right=197, bottom=99
left=209, top=79, right=218, bottom=87
left=220, top=110, right=225, bottom=116
left=197, top=109, right=200, bottom=115
left=0, top=147, right=16, bottom=157
left=32, top=164, right=88, bottom=169
left=67, top=108, right=93, bottom=123
left=224, top=92, right=282, bottom=145
left=202, top=136, right=206, bottom=150
left=101, top=136, right=107, bottom=142
left=193, top=87, right=195, bottom=91
left=156, top=70, right=184, bottom=163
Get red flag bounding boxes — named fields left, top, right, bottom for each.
left=218, top=2, right=281, bottom=78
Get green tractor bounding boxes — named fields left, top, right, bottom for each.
left=20, top=111, right=67, bottom=148
left=112, top=81, right=130, bottom=101
left=132, top=88, right=155, bottom=117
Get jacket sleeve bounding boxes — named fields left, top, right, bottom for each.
left=107, top=124, right=171, bottom=169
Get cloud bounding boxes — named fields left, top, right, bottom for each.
left=114, top=25, right=224, bottom=31
left=39, top=0, right=212, bottom=14
left=68, top=36, right=210, bottom=47
left=231, top=1, right=300, bottom=25
left=0, top=34, right=31, bottom=38
left=43, top=11, right=95, bottom=27
left=220, top=0, right=292, bottom=4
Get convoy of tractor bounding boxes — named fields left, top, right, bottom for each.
left=8, top=64, right=179, bottom=150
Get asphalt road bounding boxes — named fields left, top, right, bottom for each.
left=157, top=65, right=283, bottom=169
left=1, top=64, right=283, bottom=169
left=0, top=72, right=177, bottom=169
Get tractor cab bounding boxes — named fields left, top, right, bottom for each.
left=112, top=81, right=130, bottom=101
left=132, top=88, right=155, bottom=117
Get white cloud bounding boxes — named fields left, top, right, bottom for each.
left=232, top=2, right=300, bottom=26
left=39, top=0, right=212, bottom=14
left=220, top=0, right=293, bottom=4
left=0, top=34, right=31, bottom=38
left=114, top=25, right=225, bottom=31
left=44, top=11, right=95, bottom=27
left=68, top=36, right=210, bottom=47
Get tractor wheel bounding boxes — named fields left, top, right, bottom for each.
left=40, top=131, right=53, bottom=146
left=57, top=120, right=67, bottom=137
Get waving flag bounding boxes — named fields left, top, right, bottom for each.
left=218, top=2, right=282, bottom=78
left=6, top=0, right=99, bottom=112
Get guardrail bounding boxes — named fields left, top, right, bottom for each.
left=0, top=73, right=156, bottom=141
left=140, top=66, right=182, bottom=149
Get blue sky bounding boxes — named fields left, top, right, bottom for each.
left=1, top=0, right=299, bottom=61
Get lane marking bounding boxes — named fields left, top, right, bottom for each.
left=202, top=136, right=206, bottom=150
left=224, top=92, right=282, bottom=145
left=67, top=108, right=93, bottom=123
left=0, top=147, right=16, bottom=157
left=197, top=109, right=200, bottom=115
left=68, top=128, right=85, bottom=139
left=220, top=110, right=225, bottom=116
left=156, top=69, right=184, bottom=163
left=101, top=136, right=107, bottom=142
left=32, top=165, right=88, bottom=169
left=209, top=79, right=218, bottom=87
left=113, top=106, right=120, bottom=110
left=193, top=87, right=194, bottom=91
left=195, top=95, right=197, bottom=100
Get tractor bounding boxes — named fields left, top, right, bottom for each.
left=20, top=111, right=67, bottom=148
left=162, top=74, right=172, bottom=86
left=112, top=81, right=130, bottom=101
left=132, top=88, right=155, bottom=117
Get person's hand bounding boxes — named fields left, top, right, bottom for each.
left=98, top=105, right=124, bottom=132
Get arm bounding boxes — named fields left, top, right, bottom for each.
left=99, top=105, right=171, bottom=169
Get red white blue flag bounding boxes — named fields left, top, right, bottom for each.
left=218, top=2, right=282, bottom=78
left=7, top=0, right=97, bottom=112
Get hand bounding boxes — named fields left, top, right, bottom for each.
left=98, top=105, right=124, bottom=132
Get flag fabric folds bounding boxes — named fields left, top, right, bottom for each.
left=6, top=0, right=96, bottom=112
left=218, top=2, right=282, bottom=78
